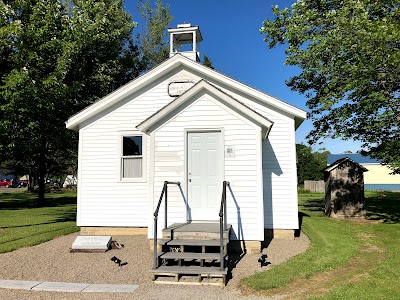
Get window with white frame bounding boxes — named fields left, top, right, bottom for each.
left=121, top=135, right=144, bottom=179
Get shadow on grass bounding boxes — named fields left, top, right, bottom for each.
left=299, top=196, right=325, bottom=214
left=0, top=193, right=77, bottom=210
left=2, top=210, right=77, bottom=228
left=53, top=210, right=77, bottom=223
left=295, top=212, right=310, bottom=238
left=299, top=191, right=400, bottom=224
left=365, top=192, right=400, bottom=224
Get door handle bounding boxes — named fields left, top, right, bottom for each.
left=189, top=179, right=192, bottom=182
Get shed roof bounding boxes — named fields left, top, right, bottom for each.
left=327, top=154, right=380, bottom=165
left=324, top=157, right=369, bottom=173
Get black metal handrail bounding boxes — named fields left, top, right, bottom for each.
left=219, top=181, right=229, bottom=271
left=153, top=181, right=180, bottom=269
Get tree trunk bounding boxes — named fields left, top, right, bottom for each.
left=28, top=174, right=34, bottom=192
left=37, top=162, right=46, bottom=207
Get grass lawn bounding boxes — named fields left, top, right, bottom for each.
left=0, top=190, right=79, bottom=254
left=241, top=191, right=400, bottom=299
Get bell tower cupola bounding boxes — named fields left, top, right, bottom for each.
left=168, top=23, right=203, bottom=62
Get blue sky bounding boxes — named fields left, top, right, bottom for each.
left=124, top=0, right=362, bottom=154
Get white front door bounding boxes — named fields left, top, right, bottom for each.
left=187, top=131, right=223, bottom=221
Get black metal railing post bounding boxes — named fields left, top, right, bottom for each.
left=219, top=211, right=224, bottom=271
left=224, top=182, right=228, bottom=231
left=164, top=182, right=168, bottom=229
left=219, top=181, right=228, bottom=271
left=153, top=214, right=158, bottom=269
left=153, top=181, right=181, bottom=270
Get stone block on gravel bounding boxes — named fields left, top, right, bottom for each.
left=71, top=235, right=112, bottom=251
left=0, top=279, right=42, bottom=290
left=83, top=284, right=139, bottom=293
left=32, top=282, right=90, bottom=292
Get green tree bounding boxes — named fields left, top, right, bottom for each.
left=314, top=149, right=330, bottom=170
left=0, top=0, right=140, bottom=205
left=136, top=0, right=173, bottom=70
left=202, top=54, right=214, bottom=69
left=296, top=144, right=326, bottom=184
left=261, top=1, right=400, bottom=173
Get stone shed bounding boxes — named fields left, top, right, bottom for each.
left=323, top=157, right=368, bottom=218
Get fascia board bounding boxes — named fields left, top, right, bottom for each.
left=137, top=80, right=208, bottom=133
left=137, top=80, right=273, bottom=135
left=178, top=58, right=307, bottom=121
left=168, top=26, right=199, bottom=33
left=208, top=88, right=273, bottom=139
left=208, top=87, right=273, bottom=130
left=66, top=54, right=306, bottom=131
left=65, top=55, right=183, bottom=131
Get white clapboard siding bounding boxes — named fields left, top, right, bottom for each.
left=77, top=64, right=300, bottom=234
left=263, top=122, right=298, bottom=229
left=174, top=68, right=299, bottom=230
left=152, top=94, right=262, bottom=240
left=77, top=70, right=190, bottom=227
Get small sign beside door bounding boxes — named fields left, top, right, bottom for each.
left=225, top=145, right=235, bottom=158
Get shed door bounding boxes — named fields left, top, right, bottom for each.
left=187, top=131, right=223, bottom=221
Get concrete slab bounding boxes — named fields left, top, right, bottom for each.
left=0, top=279, right=42, bottom=290
left=82, top=284, right=139, bottom=293
left=72, top=235, right=112, bottom=251
left=32, top=282, right=90, bottom=292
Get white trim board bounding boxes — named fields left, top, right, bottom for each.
left=137, top=80, right=274, bottom=139
left=66, top=54, right=306, bottom=131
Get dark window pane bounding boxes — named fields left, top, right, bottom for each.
left=123, top=136, right=142, bottom=156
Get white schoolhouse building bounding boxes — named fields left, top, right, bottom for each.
left=66, top=23, right=307, bottom=252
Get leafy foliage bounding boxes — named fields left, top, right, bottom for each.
left=296, top=143, right=329, bottom=184
left=136, top=0, right=173, bottom=69
left=0, top=0, right=142, bottom=204
left=261, top=1, right=400, bottom=173
left=202, top=54, right=214, bottom=69
left=0, top=0, right=173, bottom=205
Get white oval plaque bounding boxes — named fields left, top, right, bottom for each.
left=168, top=81, right=195, bottom=97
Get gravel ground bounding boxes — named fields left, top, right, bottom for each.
left=0, top=232, right=309, bottom=300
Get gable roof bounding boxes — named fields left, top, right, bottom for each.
left=136, top=80, right=274, bottom=139
left=66, top=54, right=307, bottom=131
left=327, top=154, right=380, bottom=165
left=324, top=157, right=369, bottom=173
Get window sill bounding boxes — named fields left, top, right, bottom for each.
left=118, top=178, right=147, bottom=183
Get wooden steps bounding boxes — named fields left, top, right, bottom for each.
left=158, top=252, right=225, bottom=260
left=152, top=223, right=231, bottom=286
left=151, top=265, right=228, bottom=275
left=151, top=266, right=228, bottom=286
left=162, top=223, right=231, bottom=240
left=159, top=239, right=228, bottom=247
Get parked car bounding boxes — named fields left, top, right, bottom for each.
left=0, top=179, right=13, bottom=188
left=10, top=180, right=21, bottom=188
left=18, top=181, right=27, bottom=188
left=46, top=179, right=62, bottom=188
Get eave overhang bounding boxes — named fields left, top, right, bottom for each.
left=66, top=54, right=306, bottom=131
left=136, top=80, right=274, bottom=139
